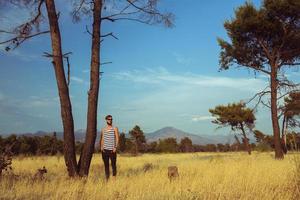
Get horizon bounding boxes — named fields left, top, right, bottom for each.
left=0, top=125, right=261, bottom=138
left=1, top=0, right=300, bottom=135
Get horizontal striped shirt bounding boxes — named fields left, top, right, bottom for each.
left=102, top=127, right=116, bottom=150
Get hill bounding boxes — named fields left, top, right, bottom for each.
left=146, top=126, right=235, bottom=145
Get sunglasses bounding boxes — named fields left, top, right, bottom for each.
left=106, top=118, right=113, bottom=121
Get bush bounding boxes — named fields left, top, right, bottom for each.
left=254, top=143, right=273, bottom=152
left=0, top=147, right=13, bottom=176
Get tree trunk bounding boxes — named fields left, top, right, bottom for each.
left=135, top=138, right=138, bottom=155
left=270, top=64, right=284, bottom=159
left=234, top=135, right=241, bottom=151
left=45, top=0, right=78, bottom=176
left=240, top=124, right=251, bottom=155
left=281, top=116, right=288, bottom=154
left=78, top=0, right=102, bottom=176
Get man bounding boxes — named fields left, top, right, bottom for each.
left=100, top=114, right=119, bottom=181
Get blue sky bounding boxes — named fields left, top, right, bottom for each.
left=0, top=0, right=299, bottom=135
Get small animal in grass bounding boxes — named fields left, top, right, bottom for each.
left=168, top=166, right=179, bottom=181
left=33, top=166, right=47, bottom=181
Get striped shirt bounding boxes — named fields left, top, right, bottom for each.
left=102, top=127, right=116, bottom=150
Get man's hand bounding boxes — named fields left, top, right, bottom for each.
left=100, top=146, right=104, bottom=152
left=113, top=147, right=117, bottom=153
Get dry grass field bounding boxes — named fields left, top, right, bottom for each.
left=1, top=152, right=299, bottom=200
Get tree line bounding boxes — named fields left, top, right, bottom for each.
left=0, top=133, right=82, bottom=156
left=1, top=125, right=299, bottom=156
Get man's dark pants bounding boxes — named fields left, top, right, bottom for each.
left=102, top=149, right=117, bottom=180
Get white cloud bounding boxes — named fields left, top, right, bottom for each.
left=70, top=76, right=84, bottom=83
left=112, top=67, right=267, bottom=92
left=70, top=76, right=88, bottom=85
left=103, top=67, right=274, bottom=133
left=192, top=116, right=215, bottom=122
left=25, top=97, right=58, bottom=108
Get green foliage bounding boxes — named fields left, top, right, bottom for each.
left=157, top=138, right=178, bottom=153
left=0, top=133, right=67, bottom=156
left=147, top=141, right=158, bottom=153
left=217, top=143, right=231, bottom=152
left=284, top=92, right=300, bottom=127
left=179, top=137, right=193, bottom=152
left=286, top=132, right=300, bottom=150
left=218, top=0, right=300, bottom=71
left=209, top=102, right=256, bottom=131
left=210, top=102, right=256, bottom=154
left=253, top=129, right=275, bottom=148
left=129, top=125, right=146, bottom=154
left=253, top=130, right=266, bottom=143
left=118, top=132, right=127, bottom=152
left=254, top=129, right=300, bottom=151
left=255, top=143, right=273, bottom=152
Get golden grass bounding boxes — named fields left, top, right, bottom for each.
left=0, top=152, right=299, bottom=200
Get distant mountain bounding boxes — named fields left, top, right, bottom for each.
left=146, top=126, right=234, bottom=145
left=1, top=126, right=255, bottom=145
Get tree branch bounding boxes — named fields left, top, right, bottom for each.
left=100, top=32, right=118, bottom=40
left=281, top=62, right=300, bottom=66
left=1, top=30, right=50, bottom=50
left=100, top=61, right=112, bottom=65
left=102, top=17, right=154, bottom=25
left=246, top=85, right=271, bottom=110
left=101, top=0, right=174, bottom=27
left=234, top=61, right=271, bottom=75
left=258, top=39, right=273, bottom=62
left=125, top=0, right=162, bottom=17
left=0, top=30, right=15, bottom=34
left=85, top=25, right=92, bottom=36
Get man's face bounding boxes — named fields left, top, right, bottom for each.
left=106, top=117, right=112, bottom=125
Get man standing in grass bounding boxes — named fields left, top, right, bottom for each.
left=100, top=115, right=119, bottom=181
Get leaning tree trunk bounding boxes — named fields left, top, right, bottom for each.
left=78, top=0, right=102, bottom=176
left=234, top=135, right=241, bottom=151
left=270, top=64, right=284, bottom=159
left=240, top=124, right=251, bottom=155
left=45, top=0, right=78, bottom=176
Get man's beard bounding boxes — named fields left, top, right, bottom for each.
left=107, top=122, right=112, bottom=126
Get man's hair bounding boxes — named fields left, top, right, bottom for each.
left=105, top=115, right=112, bottom=120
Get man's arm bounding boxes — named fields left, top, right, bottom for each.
left=114, top=127, right=119, bottom=151
left=100, top=129, right=104, bottom=151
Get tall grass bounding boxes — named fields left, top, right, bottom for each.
left=0, top=152, right=298, bottom=200
left=292, top=153, right=300, bottom=199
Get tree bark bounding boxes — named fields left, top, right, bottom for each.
left=45, top=0, right=78, bottom=176
left=270, top=64, right=284, bottom=159
left=234, top=135, right=241, bottom=151
left=135, top=138, right=138, bottom=155
left=78, top=0, right=102, bottom=176
left=240, top=124, right=251, bottom=155
left=281, top=115, right=288, bottom=154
